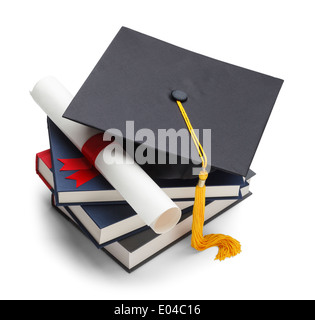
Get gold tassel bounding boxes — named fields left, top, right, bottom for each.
left=191, top=170, right=241, bottom=261
left=174, top=98, right=241, bottom=261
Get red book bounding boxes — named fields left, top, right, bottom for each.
left=35, top=149, right=54, bottom=190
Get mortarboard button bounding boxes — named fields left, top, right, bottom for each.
left=171, top=90, right=188, bottom=102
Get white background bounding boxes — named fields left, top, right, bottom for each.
left=1, top=0, right=314, bottom=300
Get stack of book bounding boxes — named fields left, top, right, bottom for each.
left=36, top=118, right=254, bottom=272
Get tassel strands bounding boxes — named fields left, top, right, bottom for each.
left=191, top=170, right=242, bottom=261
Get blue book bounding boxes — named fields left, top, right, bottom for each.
left=48, top=118, right=246, bottom=206
left=52, top=196, right=201, bottom=249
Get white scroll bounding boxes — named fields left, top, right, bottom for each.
left=31, top=76, right=181, bottom=234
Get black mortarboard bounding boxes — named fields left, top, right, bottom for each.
left=63, top=27, right=283, bottom=178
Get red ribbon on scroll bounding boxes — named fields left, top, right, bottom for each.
left=58, top=133, right=113, bottom=188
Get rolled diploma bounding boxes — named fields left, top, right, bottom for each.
left=31, top=76, right=181, bottom=234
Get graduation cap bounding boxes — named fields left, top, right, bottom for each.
left=62, top=27, right=283, bottom=260
left=64, top=26, right=283, bottom=179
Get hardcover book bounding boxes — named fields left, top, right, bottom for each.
left=36, top=150, right=54, bottom=190
left=53, top=197, right=200, bottom=249
left=48, top=118, right=246, bottom=206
